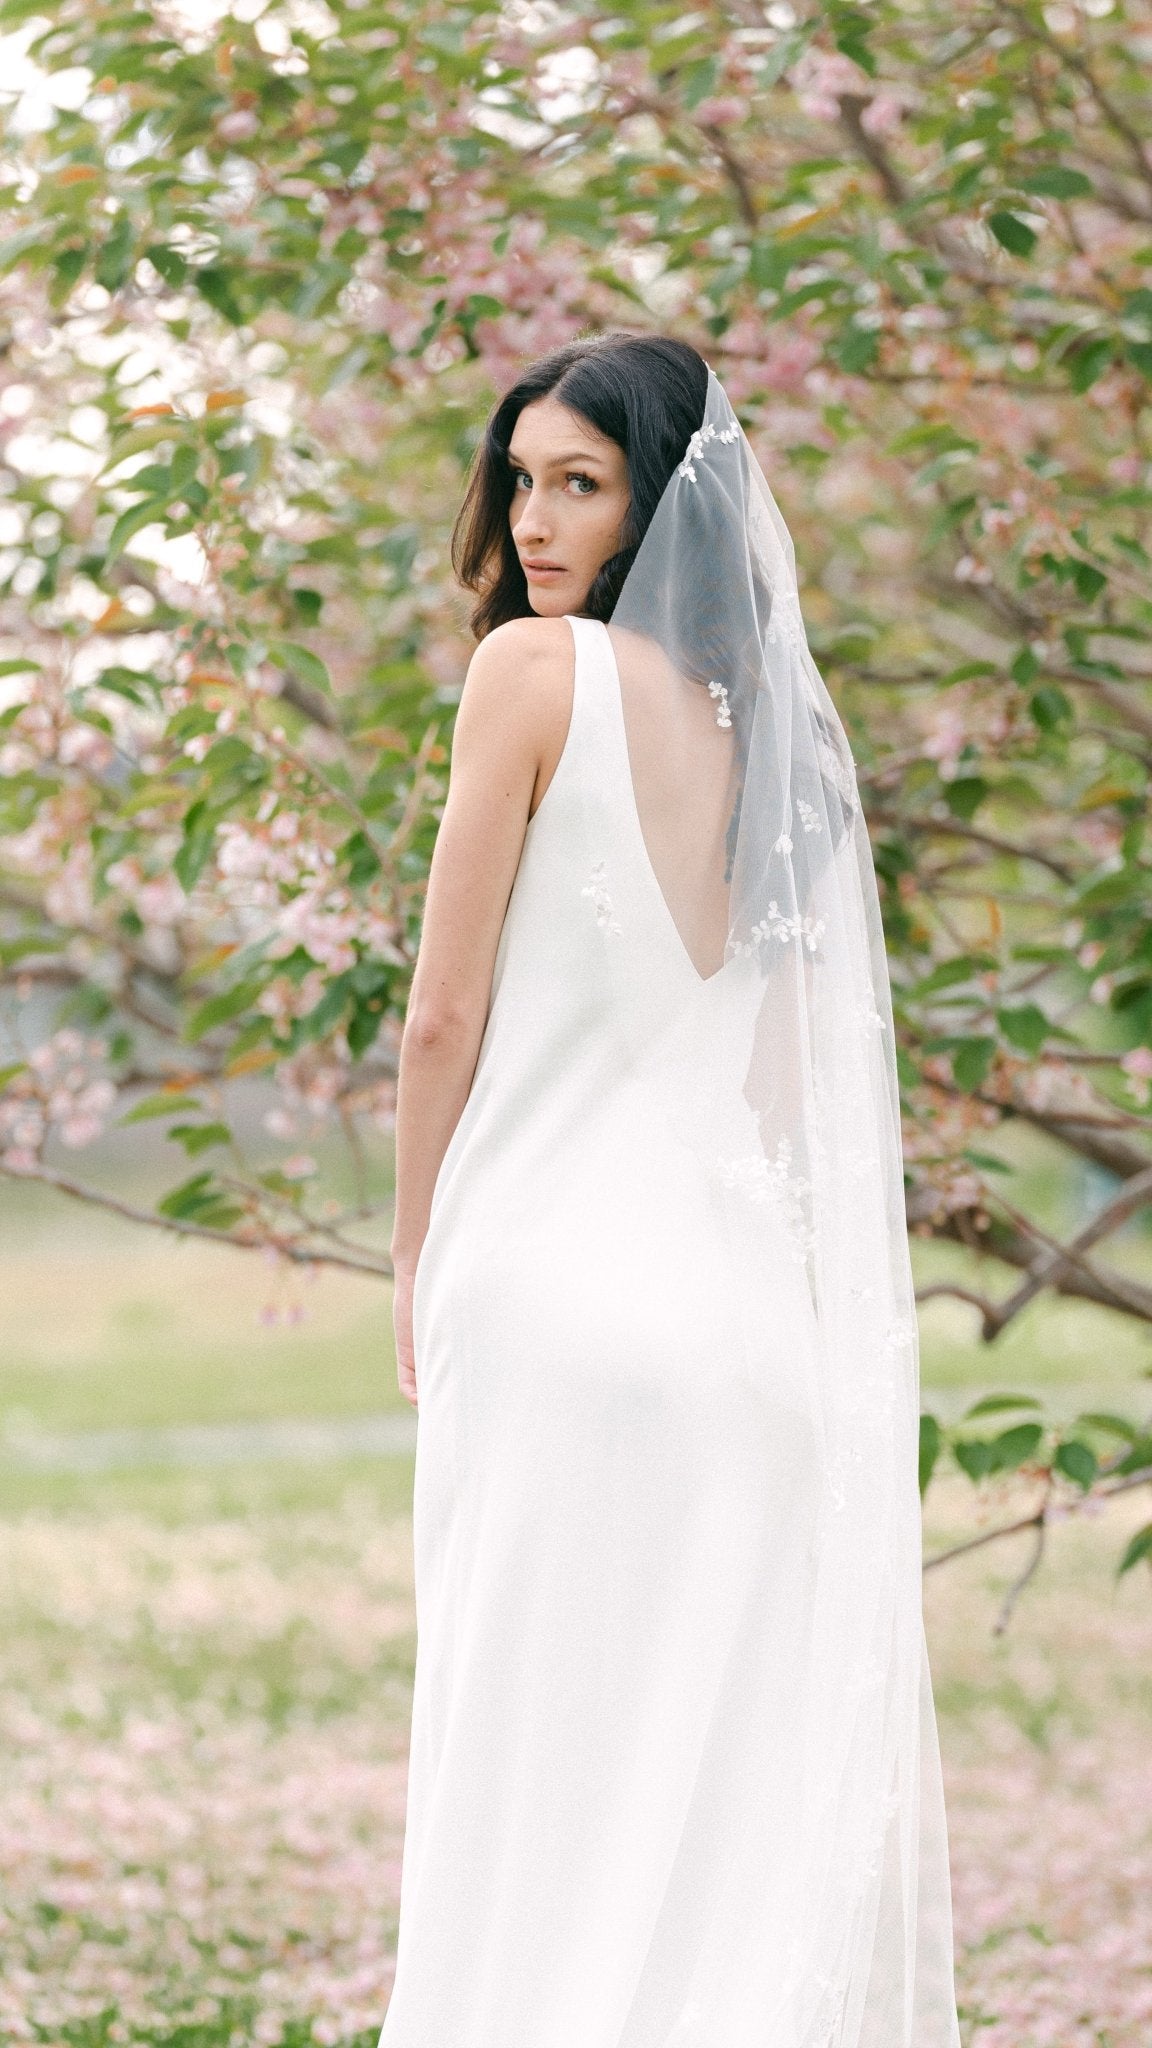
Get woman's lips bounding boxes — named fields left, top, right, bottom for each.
left=522, top=561, right=565, bottom=581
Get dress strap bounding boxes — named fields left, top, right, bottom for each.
left=562, top=614, right=630, bottom=792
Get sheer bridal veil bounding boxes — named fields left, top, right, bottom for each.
left=604, top=367, right=960, bottom=2045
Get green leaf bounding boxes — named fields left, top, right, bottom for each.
left=167, top=1121, right=232, bottom=1156
left=185, top=979, right=262, bottom=1041
left=0, top=1060, right=27, bottom=1091
left=832, top=321, right=878, bottom=375
left=157, top=1171, right=243, bottom=1228
left=1073, top=560, right=1107, bottom=602
left=1114, top=1435, right=1152, bottom=1478
left=963, top=1393, right=1043, bottom=1420
left=268, top=641, right=332, bottom=693
left=952, top=1038, right=997, bottom=1090
left=988, top=211, right=1037, bottom=257
left=1075, top=1411, right=1139, bottom=1443
left=987, top=1421, right=1044, bottom=1472
left=912, top=954, right=997, bottom=997
left=962, top=1148, right=1012, bottom=1175
left=1125, top=289, right=1152, bottom=327
left=1066, top=338, right=1113, bottom=394
left=201, top=736, right=265, bottom=788
left=106, top=498, right=165, bottom=562
left=1030, top=686, right=1072, bottom=731
left=95, top=212, right=135, bottom=293
left=173, top=802, right=216, bottom=893
left=749, top=240, right=791, bottom=292
left=1010, top=647, right=1038, bottom=687
left=1017, top=166, right=1093, bottom=200
left=166, top=705, right=217, bottom=744
left=194, top=265, right=246, bottom=326
left=1117, top=1522, right=1152, bottom=1577
left=342, top=829, right=382, bottom=888
left=1053, top=1439, right=1098, bottom=1491
left=919, top=1412, right=941, bottom=1496
left=144, top=244, right=187, bottom=286
left=346, top=1000, right=384, bottom=1058
left=292, top=974, right=352, bottom=1042
left=170, top=442, right=199, bottom=491
left=997, top=1003, right=1050, bottom=1052
left=93, top=665, right=159, bottom=707
left=120, top=1092, right=203, bottom=1124
left=944, top=776, right=987, bottom=821
left=955, top=1409, right=1045, bottom=1480
left=954, top=1437, right=996, bottom=1481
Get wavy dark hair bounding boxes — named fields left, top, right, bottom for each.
left=451, top=332, right=709, bottom=639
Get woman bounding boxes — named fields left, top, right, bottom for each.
left=380, top=333, right=961, bottom=2047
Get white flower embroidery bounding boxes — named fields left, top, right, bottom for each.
left=707, top=678, right=732, bottom=728
left=717, top=1136, right=816, bottom=1268
left=855, top=1000, right=887, bottom=1034
left=732, top=902, right=826, bottom=956
left=884, top=1314, right=918, bottom=1357
left=677, top=418, right=739, bottom=482
left=796, top=797, right=822, bottom=834
left=774, top=831, right=794, bottom=856
left=580, top=860, right=622, bottom=934
left=817, top=729, right=858, bottom=806
left=765, top=585, right=805, bottom=650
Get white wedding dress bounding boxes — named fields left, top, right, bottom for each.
left=378, top=614, right=960, bottom=2048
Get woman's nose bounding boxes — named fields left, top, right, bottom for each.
left=512, top=489, right=550, bottom=548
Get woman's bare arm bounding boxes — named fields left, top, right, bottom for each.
left=390, top=615, right=573, bottom=1403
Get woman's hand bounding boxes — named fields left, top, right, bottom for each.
left=392, top=1261, right=419, bottom=1409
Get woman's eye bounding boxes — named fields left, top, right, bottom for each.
left=568, top=473, right=597, bottom=495
left=512, top=469, right=531, bottom=491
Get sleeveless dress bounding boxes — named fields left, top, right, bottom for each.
left=378, top=614, right=959, bottom=2048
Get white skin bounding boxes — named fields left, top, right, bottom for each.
left=390, top=397, right=631, bottom=1405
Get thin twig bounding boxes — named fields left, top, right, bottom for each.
left=914, top=1280, right=1000, bottom=1320
left=0, top=1159, right=392, bottom=1278
left=993, top=1500, right=1049, bottom=1636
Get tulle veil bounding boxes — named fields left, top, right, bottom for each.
left=600, top=366, right=961, bottom=2046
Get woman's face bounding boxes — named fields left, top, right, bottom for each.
left=507, top=396, right=631, bottom=616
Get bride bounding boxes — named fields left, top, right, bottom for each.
left=379, top=331, right=961, bottom=2047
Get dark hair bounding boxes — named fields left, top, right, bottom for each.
left=451, top=331, right=708, bottom=639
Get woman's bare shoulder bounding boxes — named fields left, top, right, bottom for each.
left=456, top=616, right=574, bottom=745
left=465, top=614, right=574, bottom=684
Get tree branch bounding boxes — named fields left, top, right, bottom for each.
left=0, top=1158, right=392, bottom=1278
left=908, top=1194, right=1152, bottom=1325
left=983, top=1168, right=1152, bottom=1331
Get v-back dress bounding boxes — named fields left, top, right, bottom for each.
left=378, top=614, right=960, bottom=2048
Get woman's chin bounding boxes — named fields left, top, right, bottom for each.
left=527, top=584, right=583, bottom=617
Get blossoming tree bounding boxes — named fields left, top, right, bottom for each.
left=1, top=0, right=1150, bottom=1589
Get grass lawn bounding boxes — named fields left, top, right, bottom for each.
left=1, top=1164, right=1150, bottom=2046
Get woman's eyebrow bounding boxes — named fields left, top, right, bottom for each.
left=506, top=446, right=609, bottom=468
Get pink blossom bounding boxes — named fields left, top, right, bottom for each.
left=280, top=1153, right=317, bottom=1180
left=216, top=107, right=260, bottom=145
left=921, top=706, right=969, bottom=778
left=788, top=47, right=870, bottom=122
left=694, top=96, right=749, bottom=128
left=1120, top=1047, right=1152, bottom=1105
left=860, top=92, right=904, bottom=137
